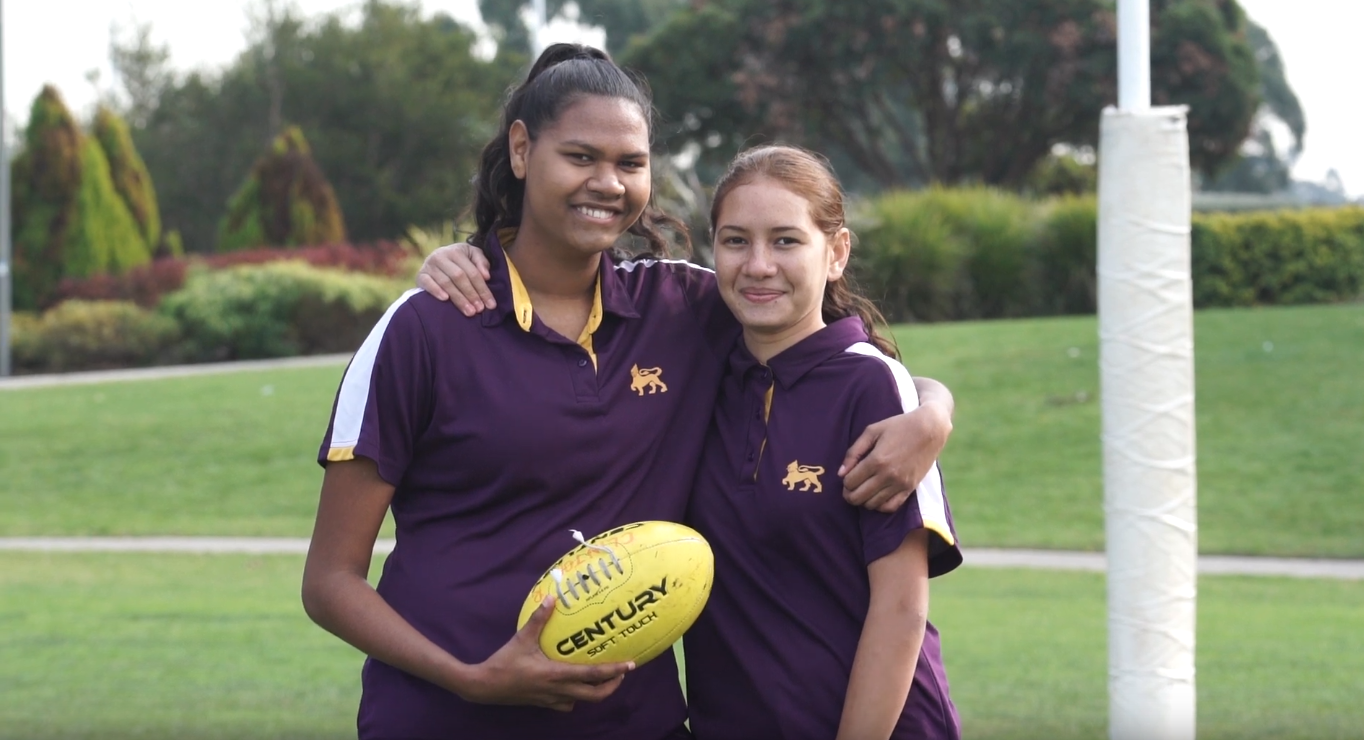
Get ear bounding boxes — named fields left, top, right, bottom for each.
left=509, top=120, right=531, bottom=180
left=827, top=227, right=851, bottom=281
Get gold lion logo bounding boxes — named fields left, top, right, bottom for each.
left=782, top=461, right=825, bottom=492
left=630, top=365, right=668, bottom=396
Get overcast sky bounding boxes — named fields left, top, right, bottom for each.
left=4, top=0, right=1359, bottom=194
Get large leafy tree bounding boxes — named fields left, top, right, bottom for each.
left=477, top=0, right=685, bottom=55
left=626, top=0, right=1262, bottom=189
left=123, top=1, right=521, bottom=252
left=1203, top=18, right=1305, bottom=193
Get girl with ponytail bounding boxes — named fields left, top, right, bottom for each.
left=305, top=44, right=707, bottom=740
left=685, top=145, right=963, bottom=740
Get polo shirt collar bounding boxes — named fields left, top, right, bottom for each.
left=480, top=228, right=641, bottom=332
left=728, top=316, right=870, bottom=389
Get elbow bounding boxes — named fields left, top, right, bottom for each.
left=300, top=569, right=330, bottom=627
left=898, top=599, right=929, bottom=632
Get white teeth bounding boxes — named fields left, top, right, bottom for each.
left=578, top=207, right=613, bottom=220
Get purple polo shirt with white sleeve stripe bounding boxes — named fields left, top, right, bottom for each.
left=684, top=317, right=963, bottom=740
left=317, top=230, right=736, bottom=740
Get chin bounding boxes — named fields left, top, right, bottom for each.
left=566, top=232, right=624, bottom=256
left=735, top=311, right=791, bottom=333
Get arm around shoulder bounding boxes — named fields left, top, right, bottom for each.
left=841, top=373, right=955, bottom=513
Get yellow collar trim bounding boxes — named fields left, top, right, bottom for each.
left=503, top=250, right=604, bottom=370
left=503, top=253, right=536, bottom=332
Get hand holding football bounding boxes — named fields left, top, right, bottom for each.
left=517, top=521, right=714, bottom=667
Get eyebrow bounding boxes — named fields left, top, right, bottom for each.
left=560, top=140, right=650, bottom=159
left=718, top=224, right=803, bottom=232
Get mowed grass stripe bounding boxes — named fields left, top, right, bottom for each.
left=0, top=365, right=348, bottom=537
left=1, top=303, right=1361, bottom=557
left=893, top=302, right=1364, bottom=557
left=2, top=553, right=1360, bottom=739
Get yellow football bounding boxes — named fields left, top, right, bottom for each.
left=517, top=521, right=714, bottom=666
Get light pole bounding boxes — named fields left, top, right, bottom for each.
left=1, top=0, right=12, bottom=377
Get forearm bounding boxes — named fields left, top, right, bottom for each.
left=836, top=605, right=927, bottom=740
left=912, top=376, right=954, bottom=422
left=303, top=569, right=474, bottom=697
left=836, top=533, right=930, bottom=740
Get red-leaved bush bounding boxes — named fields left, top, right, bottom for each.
left=201, top=241, right=412, bottom=275
left=51, top=241, right=414, bottom=309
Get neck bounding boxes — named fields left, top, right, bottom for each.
left=742, top=315, right=825, bottom=365
left=505, top=228, right=600, bottom=300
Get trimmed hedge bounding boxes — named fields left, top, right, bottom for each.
left=158, top=261, right=409, bottom=362
left=15, top=261, right=410, bottom=374
left=52, top=241, right=415, bottom=309
left=855, top=189, right=1364, bottom=321
left=11, top=301, right=180, bottom=374
left=1192, top=208, right=1364, bottom=307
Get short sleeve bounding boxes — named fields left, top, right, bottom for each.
left=317, top=289, right=433, bottom=487
left=846, top=350, right=963, bottom=578
left=661, top=260, right=740, bottom=359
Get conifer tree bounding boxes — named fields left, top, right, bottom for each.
left=92, top=106, right=162, bottom=249
left=217, top=126, right=347, bottom=251
left=10, top=87, right=81, bottom=309
left=10, top=87, right=153, bottom=308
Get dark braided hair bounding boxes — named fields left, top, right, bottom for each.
left=709, top=145, right=900, bottom=359
left=468, top=43, right=687, bottom=257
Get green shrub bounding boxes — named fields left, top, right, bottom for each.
left=11, top=301, right=180, bottom=374
left=158, top=261, right=407, bottom=361
left=858, top=190, right=1362, bottom=320
left=856, top=187, right=1038, bottom=321
left=1023, top=153, right=1098, bottom=197
left=1033, top=195, right=1099, bottom=315
left=1192, top=207, right=1364, bottom=307
left=855, top=190, right=967, bottom=322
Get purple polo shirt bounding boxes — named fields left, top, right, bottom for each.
left=318, top=230, right=736, bottom=740
left=684, top=317, right=963, bottom=740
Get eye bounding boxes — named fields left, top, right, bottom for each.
left=719, top=235, right=748, bottom=247
left=774, top=236, right=803, bottom=248
left=620, top=159, right=646, bottom=171
left=567, top=152, right=592, bottom=164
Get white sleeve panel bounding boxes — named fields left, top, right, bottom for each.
left=328, top=288, right=424, bottom=451
left=844, top=342, right=954, bottom=547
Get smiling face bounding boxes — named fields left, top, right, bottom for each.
left=509, top=95, right=651, bottom=259
left=713, top=178, right=851, bottom=359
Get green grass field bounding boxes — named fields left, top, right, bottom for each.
left=3, top=302, right=1361, bottom=556
left=892, top=303, right=1364, bottom=557
left=0, top=366, right=345, bottom=536
left=2, top=553, right=1360, bottom=740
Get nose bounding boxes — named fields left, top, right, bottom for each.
left=743, top=243, right=777, bottom=277
left=588, top=166, right=626, bottom=199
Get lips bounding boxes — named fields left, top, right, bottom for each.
left=739, top=287, right=784, bottom=304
